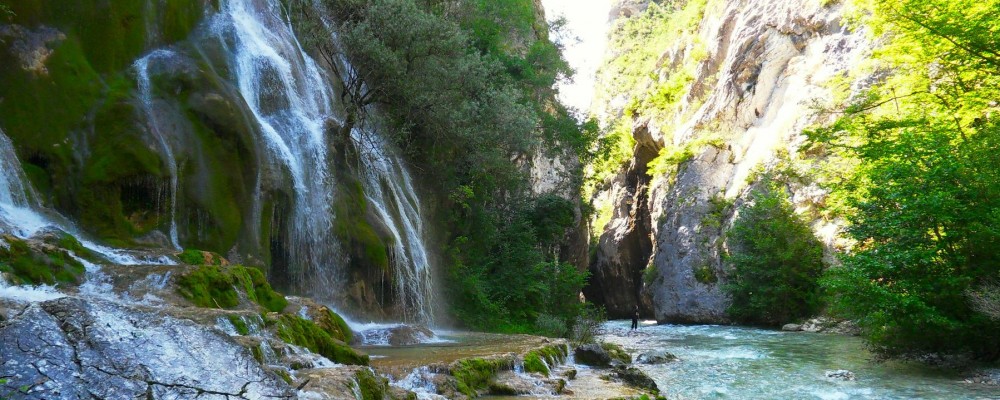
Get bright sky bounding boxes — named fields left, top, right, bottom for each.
left=541, top=0, right=614, bottom=117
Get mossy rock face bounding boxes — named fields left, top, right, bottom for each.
left=0, top=235, right=85, bottom=286
left=601, top=342, right=632, bottom=365
left=5, top=0, right=210, bottom=73
left=450, top=356, right=517, bottom=397
left=175, top=264, right=288, bottom=312
left=334, top=179, right=392, bottom=273
left=523, top=344, right=568, bottom=377
left=228, top=314, right=251, bottom=335
left=176, top=264, right=241, bottom=308
left=269, top=314, right=369, bottom=366
left=354, top=368, right=389, bottom=400
left=311, top=307, right=353, bottom=344
left=178, top=249, right=227, bottom=266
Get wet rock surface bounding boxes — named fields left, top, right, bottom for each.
left=574, top=343, right=613, bottom=367
left=0, top=297, right=292, bottom=399
left=636, top=350, right=678, bottom=365
left=607, top=365, right=659, bottom=393
left=825, top=369, right=856, bottom=381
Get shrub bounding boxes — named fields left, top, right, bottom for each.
left=723, top=182, right=824, bottom=325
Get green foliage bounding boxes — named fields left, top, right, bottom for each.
left=570, top=304, right=606, bottom=344
left=597, top=0, right=708, bottom=115
left=0, top=236, right=85, bottom=286
left=271, top=314, right=369, bottom=366
left=693, top=264, right=717, bottom=285
left=533, top=313, right=569, bottom=338
left=723, top=182, right=824, bottom=326
left=294, top=0, right=592, bottom=333
left=812, top=0, right=1000, bottom=359
left=646, top=132, right=726, bottom=182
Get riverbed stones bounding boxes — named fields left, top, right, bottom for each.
left=574, top=344, right=613, bottom=366
left=798, top=317, right=860, bottom=335
left=825, top=370, right=856, bottom=381
left=387, top=325, right=436, bottom=346
left=636, top=350, right=678, bottom=364
left=782, top=323, right=803, bottom=331
left=609, top=365, right=659, bottom=393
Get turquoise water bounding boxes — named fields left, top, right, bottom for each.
left=599, top=321, right=998, bottom=400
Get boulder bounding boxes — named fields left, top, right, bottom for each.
left=636, top=350, right=678, bottom=364
left=574, top=344, right=612, bottom=367
left=782, top=323, right=803, bottom=332
left=609, top=365, right=659, bottom=393
left=825, top=370, right=856, bottom=381
left=389, top=325, right=436, bottom=346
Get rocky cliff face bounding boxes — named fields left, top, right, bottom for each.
left=590, top=0, right=871, bottom=322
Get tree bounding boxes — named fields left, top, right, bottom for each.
left=813, top=0, right=1000, bottom=359
left=724, top=181, right=825, bottom=326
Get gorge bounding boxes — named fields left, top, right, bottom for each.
left=1, top=0, right=998, bottom=398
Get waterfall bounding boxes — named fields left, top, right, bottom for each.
left=201, top=0, right=438, bottom=323
left=0, top=128, right=47, bottom=239
left=0, top=127, right=173, bottom=265
left=209, top=0, right=342, bottom=290
left=134, top=50, right=182, bottom=250
left=355, top=130, right=437, bottom=324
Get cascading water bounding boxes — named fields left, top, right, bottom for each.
left=134, top=50, right=182, bottom=250
left=0, top=127, right=172, bottom=265
left=0, top=128, right=47, bottom=239
left=355, top=129, right=437, bottom=324
left=209, top=0, right=342, bottom=290
left=207, top=0, right=438, bottom=323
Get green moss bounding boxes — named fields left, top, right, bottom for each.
left=178, top=107, right=251, bottom=253
left=601, top=342, right=632, bottom=364
left=451, top=357, right=515, bottom=397
left=178, top=249, right=225, bottom=266
left=176, top=264, right=288, bottom=312
left=333, top=179, right=391, bottom=272
left=0, top=236, right=85, bottom=286
left=523, top=352, right=549, bottom=376
left=522, top=344, right=567, bottom=377
left=228, top=315, right=250, bottom=335
left=271, top=367, right=293, bottom=385
left=235, top=267, right=288, bottom=313
left=7, top=0, right=208, bottom=73
left=314, top=308, right=353, bottom=343
left=272, top=314, right=369, bottom=366
left=176, top=265, right=240, bottom=308
left=249, top=345, right=265, bottom=364
left=354, top=368, right=389, bottom=400
left=694, top=264, right=718, bottom=285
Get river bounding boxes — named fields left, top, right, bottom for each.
left=599, top=321, right=998, bottom=399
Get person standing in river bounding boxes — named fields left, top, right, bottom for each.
left=631, top=306, right=639, bottom=330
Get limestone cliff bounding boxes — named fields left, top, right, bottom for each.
left=589, top=0, right=870, bottom=322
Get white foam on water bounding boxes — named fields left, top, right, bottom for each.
left=0, top=279, right=65, bottom=303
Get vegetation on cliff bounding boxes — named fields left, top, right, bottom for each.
left=811, top=0, right=1000, bottom=359
left=723, top=180, right=825, bottom=326
left=291, top=0, right=595, bottom=333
